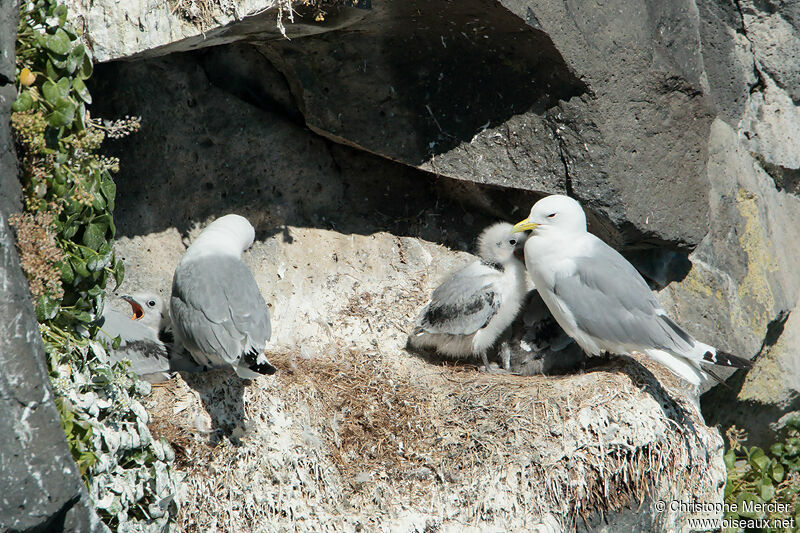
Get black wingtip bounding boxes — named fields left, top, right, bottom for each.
left=250, top=362, right=277, bottom=375
left=703, top=350, right=753, bottom=369
left=242, top=347, right=277, bottom=375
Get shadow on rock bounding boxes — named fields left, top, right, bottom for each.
left=585, top=354, right=696, bottom=433
left=180, top=369, right=248, bottom=446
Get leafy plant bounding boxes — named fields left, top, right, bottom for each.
left=12, top=0, right=134, bottom=327
left=723, top=420, right=800, bottom=532
left=11, top=1, right=181, bottom=531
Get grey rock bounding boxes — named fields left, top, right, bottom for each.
left=1, top=0, right=19, bottom=218
left=701, top=308, right=800, bottom=448
left=695, top=0, right=758, bottom=124
left=253, top=0, right=715, bottom=248
left=86, top=53, right=503, bottom=244
left=70, top=0, right=720, bottom=248
left=68, top=0, right=368, bottom=63
left=739, top=0, right=800, bottom=103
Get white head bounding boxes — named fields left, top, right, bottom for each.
left=121, top=291, right=170, bottom=332
left=184, top=214, right=256, bottom=259
left=477, top=222, right=528, bottom=264
left=511, top=195, right=587, bottom=236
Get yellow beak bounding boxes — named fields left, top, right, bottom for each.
left=511, top=218, right=538, bottom=233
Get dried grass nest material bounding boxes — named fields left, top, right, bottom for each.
left=146, top=348, right=724, bottom=532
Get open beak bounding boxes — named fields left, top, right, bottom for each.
left=512, top=218, right=538, bottom=233
left=121, top=295, right=144, bottom=321
left=513, top=248, right=526, bottom=263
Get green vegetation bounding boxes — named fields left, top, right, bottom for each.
left=723, top=420, right=800, bottom=532
left=11, top=1, right=181, bottom=530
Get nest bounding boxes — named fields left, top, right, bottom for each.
left=146, top=344, right=724, bottom=532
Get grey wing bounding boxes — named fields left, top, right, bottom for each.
left=171, top=256, right=271, bottom=366
left=417, top=262, right=500, bottom=336
left=552, top=239, right=695, bottom=353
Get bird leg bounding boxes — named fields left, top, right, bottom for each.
left=499, top=342, right=512, bottom=371
left=480, top=351, right=493, bottom=373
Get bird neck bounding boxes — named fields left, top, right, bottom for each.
left=182, top=232, right=246, bottom=262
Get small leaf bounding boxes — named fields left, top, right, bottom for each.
left=91, top=191, right=106, bottom=211
left=736, top=492, right=763, bottom=518
left=52, top=182, right=66, bottom=197
left=82, top=222, right=107, bottom=251
left=68, top=43, right=85, bottom=73
left=99, top=176, right=116, bottom=204
left=70, top=256, right=90, bottom=277
left=749, top=448, right=769, bottom=472
left=87, top=285, right=103, bottom=298
left=36, top=294, right=60, bottom=321
left=757, top=478, right=775, bottom=501
left=56, top=76, right=71, bottom=96
left=72, top=77, right=91, bottom=103
left=771, top=462, right=785, bottom=482
left=89, top=242, right=114, bottom=271
left=12, top=91, right=34, bottom=112
left=77, top=54, right=93, bottom=80
left=46, top=97, right=76, bottom=127
left=75, top=102, right=86, bottom=130
left=45, top=28, right=71, bottom=55
left=724, top=448, right=736, bottom=470
left=112, top=335, right=122, bottom=350
left=53, top=4, right=67, bottom=25
left=45, top=59, right=58, bottom=81
left=60, top=259, right=75, bottom=285
left=63, top=415, right=74, bottom=435
left=63, top=219, right=80, bottom=240
left=113, top=258, right=125, bottom=289
left=67, top=309, right=92, bottom=322
left=42, top=80, right=60, bottom=104
left=49, top=53, right=68, bottom=70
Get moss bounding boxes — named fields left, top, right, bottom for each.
left=733, top=187, right=779, bottom=338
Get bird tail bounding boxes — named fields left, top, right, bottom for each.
left=644, top=349, right=706, bottom=387
left=237, top=348, right=276, bottom=378
left=700, top=348, right=753, bottom=369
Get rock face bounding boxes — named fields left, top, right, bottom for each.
left=55, top=0, right=800, bottom=528
left=260, top=0, right=718, bottom=249
left=0, top=3, right=106, bottom=531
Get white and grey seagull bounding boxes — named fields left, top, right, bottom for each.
left=511, top=194, right=752, bottom=386
left=170, top=214, right=276, bottom=379
left=409, top=222, right=528, bottom=371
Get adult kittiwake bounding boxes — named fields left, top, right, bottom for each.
left=511, top=194, right=752, bottom=386
left=97, top=292, right=198, bottom=383
left=409, top=222, right=528, bottom=371
left=170, top=214, right=276, bottom=379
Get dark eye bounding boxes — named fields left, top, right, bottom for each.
left=509, top=239, right=517, bottom=245
left=547, top=213, right=556, bottom=218
left=147, top=300, right=156, bottom=307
